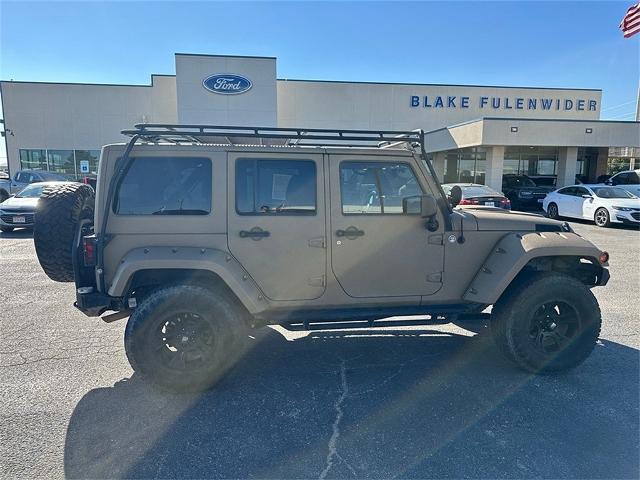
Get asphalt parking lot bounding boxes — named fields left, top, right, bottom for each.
left=1, top=221, right=638, bottom=479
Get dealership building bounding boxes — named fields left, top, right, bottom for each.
left=1, top=53, right=638, bottom=192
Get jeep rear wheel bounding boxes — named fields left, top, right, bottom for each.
left=124, top=285, right=249, bottom=392
left=491, top=273, right=601, bottom=373
left=34, top=183, right=95, bottom=282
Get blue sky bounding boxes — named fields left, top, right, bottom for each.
left=0, top=0, right=638, bottom=132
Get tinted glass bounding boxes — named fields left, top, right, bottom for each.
left=557, top=187, right=575, bottom=196
left=592, top=187, right=635, bottom=199
left=575, top=187, right=590, bottom=196
left=236, top=159, right=316, bottom=214
left=629, top=172, right=640, bottom=185
left=341, top=162, right=422, bottom=214
left=114, top=157, right=212, bottom=215
left=461, top=185, right=499, bottom=197
left=19, top=149, right=47, bottom=171
left=47, top=150, right=76, bottom=179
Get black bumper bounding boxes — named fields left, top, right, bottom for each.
left=596, top=268, right=610, bottom=287
left=74, top=289, right=123, bottom=317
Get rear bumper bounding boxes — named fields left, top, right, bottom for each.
left=74, top=288, right=123, bottom=317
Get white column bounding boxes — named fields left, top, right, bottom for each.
left=485, top=146, right=504, bottom=192
left=557, top=147, right=578, bottom=187
left=432, top=151, right=446, bottom=182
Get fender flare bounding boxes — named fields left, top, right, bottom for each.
left=107, top=246, right=264, bottom=314
left=462, top=231, right=604, bottom=304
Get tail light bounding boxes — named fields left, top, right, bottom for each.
left=82, top=234, right=97, bottom=267
left=500, top=198, right=511, bottom=209
left=458, top=198, right=479, bottom=205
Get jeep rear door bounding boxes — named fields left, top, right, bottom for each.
left=328, top=155, right=445, bottom=298
left=227, top=153, right=327, bottom=301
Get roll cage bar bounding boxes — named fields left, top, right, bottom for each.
left=94, top=124, right=449, bottom=292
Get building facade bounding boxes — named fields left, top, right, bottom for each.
left=1, top=53, right=638, bottom=191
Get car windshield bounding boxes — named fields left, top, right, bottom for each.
left=592, top=187, right=636, bottom=199
left=16, top=184, right=47, bottom=198
left=461, top=185, right=499, bottom=197
left=509, top=176, right=536, bottom=187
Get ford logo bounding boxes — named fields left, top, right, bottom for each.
left=203, top=74, right=252, bottom=95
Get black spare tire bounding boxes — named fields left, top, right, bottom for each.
left=34, top=183, right=95, bottom=282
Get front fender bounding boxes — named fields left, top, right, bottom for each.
left=462, top=232, right=605, bottom=304
left=107, top=246, right=264, bottom=314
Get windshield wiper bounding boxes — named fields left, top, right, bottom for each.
left=152, top=209, right=208, bottom=215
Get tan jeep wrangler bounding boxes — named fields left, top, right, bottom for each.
left=33, top=125, right=610, bottom=391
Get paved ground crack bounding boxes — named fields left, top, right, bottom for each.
left=319, top=358, right=355, bottom=479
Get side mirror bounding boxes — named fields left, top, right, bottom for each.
left=402, top=194, right=438, bottom=217
left=449, top=185, right=463, bottom=207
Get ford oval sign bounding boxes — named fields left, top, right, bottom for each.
left=203, top=74, right=252, bottom=95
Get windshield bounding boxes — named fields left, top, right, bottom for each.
left=16, top=184, right=47, bottom=198
left=508, top=176, right=536, bottom=187
left=461, top=185, right=500, bottom=196
left=592, top=187, right=636, bottom=199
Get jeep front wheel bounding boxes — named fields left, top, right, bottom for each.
left=491, top=273, right=601, bottom=373
left=124, top=285, right=249, bottom=391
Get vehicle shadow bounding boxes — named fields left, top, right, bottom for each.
left=63, top=327, right=639, bottom=479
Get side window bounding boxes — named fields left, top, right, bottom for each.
left=612, top=173, right=629, bottom=185
left=114, top=157, right=212, bottom=215
left=236, top=159, right=316, bottom=215
left=557, top=187, right=573, bottom=196
left=629, top=172, right=640, bottom=185
left=14, top=172, right=25, bottom=183
left=575, top=187, right=590, bottom=196
left=340, top=162, right=423, bottom=214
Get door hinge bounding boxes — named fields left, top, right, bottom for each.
left=426, top=272, right=442, bottom=283
left=308, top=275, right=326, bottom=287
left=308, top=237, right=326, bottom=248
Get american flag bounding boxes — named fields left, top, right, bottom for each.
left=620, top=2, right=640, bottom=38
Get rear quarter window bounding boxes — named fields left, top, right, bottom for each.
left=114, top=157, right=212, bottom=215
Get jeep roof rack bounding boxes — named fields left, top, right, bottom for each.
left=121, top=123, right=424, bottom=150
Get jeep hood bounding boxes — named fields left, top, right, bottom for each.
left=457, top=206, right=565, bottom=231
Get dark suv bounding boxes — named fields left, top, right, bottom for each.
left=502, top=174, right=552, bottom=210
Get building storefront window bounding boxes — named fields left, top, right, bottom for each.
left=443, top=147, right=486, bottom=184
left=19, top=149, right=100, bottom=179
left=74, top=150, right=101, bottom=177
left=47, top=150, right=76, bottom=179
left=503, top=147, right=559, bottom=177
left=19, top=149, right=47, bottom=171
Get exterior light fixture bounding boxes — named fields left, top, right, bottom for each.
left=510, top=126, right=518, bottom=133
left=585, top=128, right=593, bottom=134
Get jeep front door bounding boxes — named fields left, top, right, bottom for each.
left=228, top=153, right=327, bottom=301
left=329, top=157, right=445, bottom=298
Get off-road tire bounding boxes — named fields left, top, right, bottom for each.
left=33, top=183, right=95, bottom=282
left=594, top=207, right=611, bottom=228
left=124, top=284, right=250, bottom=392
left=0, top=226, right=14, bottom=232
left=546, top=202, right=560, bottom=219
left=491, top=272, right=601, bottom=373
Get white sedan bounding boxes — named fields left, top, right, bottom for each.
left=543, top=184, right=640, bottom=228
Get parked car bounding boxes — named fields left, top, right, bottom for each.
left=0, top=181, right=70, bottom=232
left=32, top=123, right=610, bottom=391
left=0, top=170, right=70, bottom=202
left=502, top=174, right=552, bottom=210
left=604, top=169, right=640, bottom=197
left=442, top=183, right=511, bottom=209
left=543, top=184, right=640, bottom=228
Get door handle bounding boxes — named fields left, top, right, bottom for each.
left=239, top=228, right=270, bottom=239
left=336, top=227, right=365, bottom=238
